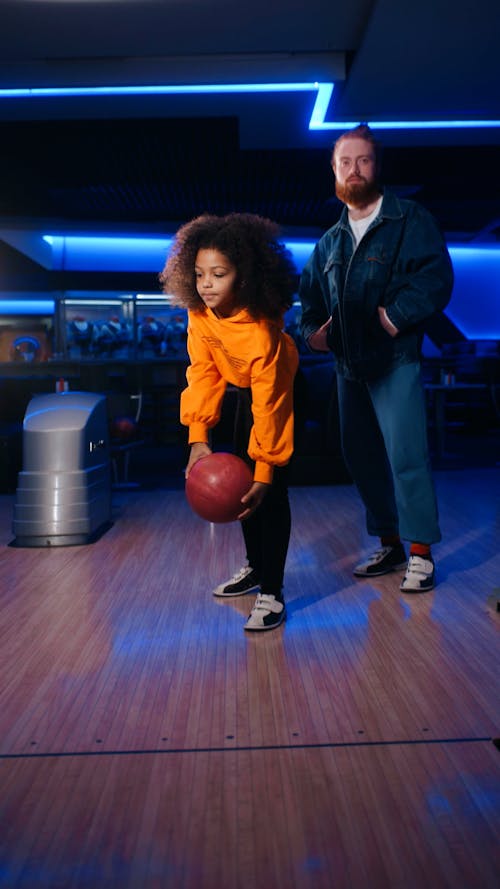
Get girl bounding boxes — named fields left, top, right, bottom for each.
left=160, top=213, right=299, bottom=631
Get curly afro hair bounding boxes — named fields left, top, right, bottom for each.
left=159, top=213, right=298, bottom=321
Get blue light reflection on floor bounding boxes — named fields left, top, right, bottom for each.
left=286, top=583, right=379, bottom=637
left=109, top=608, right=206, bottom=659
left=426, top=789, right=453, bottom=816
left=107, top=581, right=380, bottom=661
left=426, top=780, right=500, bottom=819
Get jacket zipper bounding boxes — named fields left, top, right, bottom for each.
left=338, top=214, right=384, bottom=374
left=337, top=224, right=357, bottom=372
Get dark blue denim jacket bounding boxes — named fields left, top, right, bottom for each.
left=299, top=190, right=454, bottom=381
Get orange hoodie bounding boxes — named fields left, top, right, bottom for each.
left=181, top=307, right=299, bottom=484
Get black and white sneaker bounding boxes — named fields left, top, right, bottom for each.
left=400, top=555, right=435, bottom=592
left=244, top=594, right=286, bottom=631
left=213, top=566, right=260, bottom=598
left=353, top=543, right=407, bottom=577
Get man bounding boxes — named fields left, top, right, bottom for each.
left=299, top=124, right=454, bottom=592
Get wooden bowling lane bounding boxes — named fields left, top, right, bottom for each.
left=0, top=466, right=499, bottom=887
left=1, top=741, right=498, bottom=888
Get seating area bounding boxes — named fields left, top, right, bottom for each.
left=422, top=340, right=500, bottom=464
left=424, top=338, right=500, bottom=383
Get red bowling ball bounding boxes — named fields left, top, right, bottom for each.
left=185, top=452, right=253, bottom=523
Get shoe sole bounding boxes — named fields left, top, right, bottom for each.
left=213, top=583, right=260, bottom=598
left=353, top=561, right=407, bottom=577
left=400, top=581, right=435, bottom=593
left=244, top=610, right=286, bottom=631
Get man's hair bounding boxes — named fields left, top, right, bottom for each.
left=331, top=123, right=382, bottom=173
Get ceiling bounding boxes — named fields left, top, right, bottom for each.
left=0, top=0, right=499, bottom=266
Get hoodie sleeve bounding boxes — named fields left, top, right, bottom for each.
left=180, top=315, right=227, bottom=444
left=248, top=327, right=298, bottom=484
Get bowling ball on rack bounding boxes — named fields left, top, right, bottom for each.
left=185, top=452, right=253, bottom=523
left=110, top=415, right=138, bottom=442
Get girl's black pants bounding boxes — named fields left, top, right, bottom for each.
left=233, top=388, right=291, bottom=600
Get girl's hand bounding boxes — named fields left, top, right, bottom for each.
left=185, top=442, right=212, bottom=478
left=237, top=481, right=270, bottom=520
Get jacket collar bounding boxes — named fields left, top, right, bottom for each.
left=335, top=188, right=403, bottom=232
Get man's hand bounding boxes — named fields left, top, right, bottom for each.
left=307, top=316, right=332, bottom=352
left=378, top=306, right=399, bottom=338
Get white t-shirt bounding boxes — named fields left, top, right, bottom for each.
left=349, top=196, right=383, bottom=246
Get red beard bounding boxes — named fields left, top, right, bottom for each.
left=336, top=177, right=380, bottom=208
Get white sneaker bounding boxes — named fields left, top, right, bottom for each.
left=244, top=594, right=286, bottom=631
left=400, top=555, right=435, bottom=592
left=213, top=566, right=260, bottom=597
left=353, top=543, right=407, bottom=577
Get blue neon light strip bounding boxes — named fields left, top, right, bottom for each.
left=312, top=118, right=500, bottom=131
left=43, top=235, right=316, bottom=274
left=3, top=240, right=500, bottom=338
left=37, top=236, right=500, bottom=339
left=44, top=235, right=174, bottom=273
left=447, top=247, right=500, bottom=339
left=1, top=82, right=499, bottom=131
left=0, top=300, right=55, bottom=316
left=0, top=83, right=319, bottom=97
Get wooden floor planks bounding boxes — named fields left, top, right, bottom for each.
left=0, top=467, right=499, bottom=887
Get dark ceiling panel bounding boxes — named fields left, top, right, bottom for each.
left=0, top=1, right=499, bottom=245
left=1, top=118, right=498, bottom=241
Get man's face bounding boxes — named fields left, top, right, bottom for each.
left=332, top=136, right=379, bottom=207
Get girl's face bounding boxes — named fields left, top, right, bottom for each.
left=195, top=248, right=240, bottom=318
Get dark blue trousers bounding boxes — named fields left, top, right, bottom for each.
left=337, top=362, right=441, bottom=544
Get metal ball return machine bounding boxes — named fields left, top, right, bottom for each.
left=12, top=391, right=112, bottom=547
